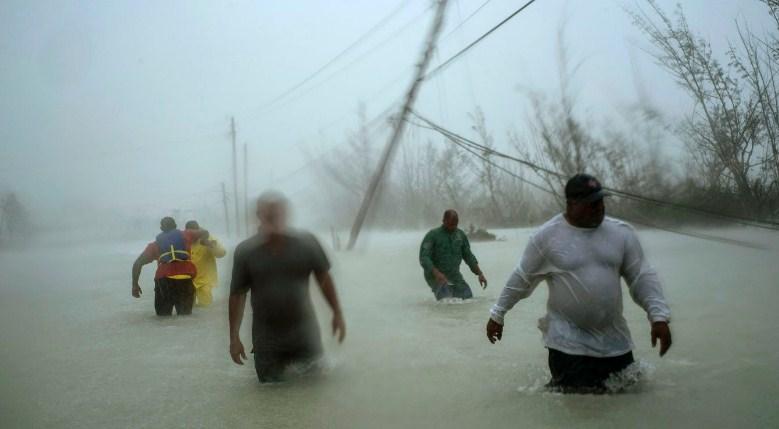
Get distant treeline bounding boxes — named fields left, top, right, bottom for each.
left=310, top=0, right=779, bottom=230
left=0, top=192, right=32, bottom=248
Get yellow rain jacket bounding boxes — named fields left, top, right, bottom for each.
left=190, top=236, right=226, bottom=306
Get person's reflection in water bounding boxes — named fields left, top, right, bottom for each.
left=228, top=191, right=346, bottom=383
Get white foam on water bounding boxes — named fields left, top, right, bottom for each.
left=603, top=359, right=656, bottom=393
left=434, top=296, right=483, bottom=305
left=515, top=365, right=555, bottom=395
left=285, top=356, right=338, bottom=379
left=513, top=360, right=658, bottom=395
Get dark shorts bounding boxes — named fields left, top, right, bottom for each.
left=432, top=283, right=473, bottom=300
left=253, top=344, right=322, bottom=383
left=547, top=348, right=634, bottom=393
left=154, top=277, right=195, bottom=316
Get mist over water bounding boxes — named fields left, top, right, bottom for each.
left=3, top=0, right=779, bottom=427
left=1, top=227, right=777, bottom=428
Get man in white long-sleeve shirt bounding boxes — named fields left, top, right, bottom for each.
left=486, top=174, right=672, bottom=392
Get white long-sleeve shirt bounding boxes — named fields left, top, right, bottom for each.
left=490, top=214, right=671, bottom=357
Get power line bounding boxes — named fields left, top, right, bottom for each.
left=408, top=110, right=779, bottom=231
left=254, top=0, right=411, bottom=115
left=252, top=0, right=492, bottom=130
left=441, top=0, right=494, bottom=40
left=405, top=118, right=554, bottom=196
left=260, top=4, right=434, bottom=117
left=425, top=0, right=539, bottom=80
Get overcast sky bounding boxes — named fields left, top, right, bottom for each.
left=0, top=0, right=773, bottom=228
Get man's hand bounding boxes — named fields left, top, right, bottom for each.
left=230, top=339, right=248, bottom=365
left=132, top=284, right=142, bottom=298
left=433, top=269, right=448, bottom=285
left=651, top=321, right=672, bottom=357
left=478, top=273, right=488, bottom=289
left=332, top=312, right=346, bottom=343
left=486, top=318, right=503, bottom=344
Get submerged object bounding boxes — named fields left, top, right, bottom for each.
left=466, top=226, right=497, bottom=242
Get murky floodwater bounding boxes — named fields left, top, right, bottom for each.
left=1, top=227, right=778, bottom=428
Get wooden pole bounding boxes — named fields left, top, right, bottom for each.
left=221, top=182, right=230, bottom=237
left=243, top=142, right=250, bottom=236
left=230, top=117, right=240, bottom=237
left=346, top=0, right=449, bottom=250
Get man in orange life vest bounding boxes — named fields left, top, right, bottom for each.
left=131, top=217, right=209, bottom=316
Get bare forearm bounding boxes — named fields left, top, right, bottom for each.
left=228, top=293, right=246, bottom=341
left=316, top=272, right=342, bottom=316
left=132, top=262, right=142, bottom=286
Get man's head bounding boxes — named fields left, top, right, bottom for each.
left=184, top=220, right=200, bottom=230
left=256, top=190, right=289, bottom=235
left=160, top=217, right=177, bottom=232
left=564, top=174, right=608, bottom=228
left=442, top=209, right=459, bottom=232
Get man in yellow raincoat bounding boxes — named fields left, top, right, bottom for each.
left=185, top=220, right=226, bottom=306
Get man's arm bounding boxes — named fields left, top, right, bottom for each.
left=228, top=245, right=249, bottom=365
left=420, top=232, right=447, bottom=284
left=131, top=251, right=154, bottom=298
left=620, top=226, right=672, bottom=356
left=184, top=228, right=210, bottom=245
left=487, top=236, right=546, bottom=343
left=228, top=292, right=248, bottom=364
left=207, top=238, right=227, bottom=258
left=314, top=271, right=346, bottom=343
left=461, top=233, right=487, bottom=289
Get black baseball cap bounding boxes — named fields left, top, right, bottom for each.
left=565, top=174, right=610, bottom=202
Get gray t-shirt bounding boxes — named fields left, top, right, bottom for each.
left=230, top=230, right=330, bottom=355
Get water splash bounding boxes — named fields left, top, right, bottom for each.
left=603, top=359, right=655, bottom=393
left=514, top=359, right=657, bottom=395
left=435, top=296, right=482, bottom=305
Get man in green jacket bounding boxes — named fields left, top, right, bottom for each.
left=419, top=209, right=488, bottom=300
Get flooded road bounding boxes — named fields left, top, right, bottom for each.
left=1, top=227, right=778, bottom=428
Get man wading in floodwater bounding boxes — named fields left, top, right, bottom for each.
left=420, top=209, right=488, bottom=300
left=486, top=174, right=672, bottom=393
left=228, top=192, right=346, bottom=383
left=131, top=217, right=209, bottom=316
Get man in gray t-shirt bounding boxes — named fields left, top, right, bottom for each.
left=229, top=192, right=346, bottom=383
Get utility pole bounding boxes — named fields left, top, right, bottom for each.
left=346, top=0, right=449, bottom=250
left=221, top=182, right=231, bottom=237
left=230, top=117, right=241, bottom=238
left=243, top=142, right=250, bottom=236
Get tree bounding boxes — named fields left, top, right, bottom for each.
left=631, top=0, right=779, bottom=217
left=0, top=192, right=32, bottom=247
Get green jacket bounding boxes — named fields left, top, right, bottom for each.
left=419, top=226, right=479, bottom=288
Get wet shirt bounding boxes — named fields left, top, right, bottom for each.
left=419, top=226, right=479, bottom=287
left=142, top=230, right=198, bottom=280
left=490, top=214, right=671, bottom=357
left=230, top=230, right=330, bottom=353
left=190, top=237, right=226, bottom=289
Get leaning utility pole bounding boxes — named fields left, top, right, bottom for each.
left=230, top=117, right=241, bottom=238
left=221, top=182, right=231, bottom=237
left=243, top=142, right=250, bottom=235
left=346, top=0, right=449, bottom=250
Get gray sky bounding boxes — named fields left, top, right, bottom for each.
left=0, top=0, right=773, bottom=228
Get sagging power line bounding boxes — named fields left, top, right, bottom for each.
left=425, top=0, right=539, bottom=80
left=254, top=0, right=412, bottom=116
left=407, top=110, right=779, bottom=231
